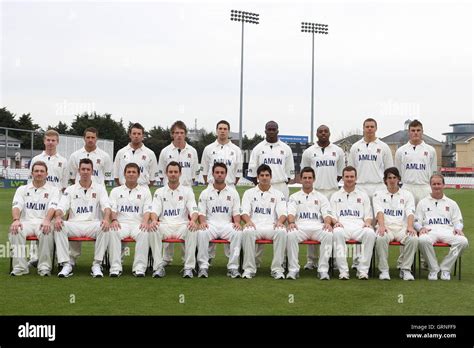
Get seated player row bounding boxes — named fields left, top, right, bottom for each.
left=9, top=159, right=468, bottom=281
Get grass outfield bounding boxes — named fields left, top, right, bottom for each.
left=0, top=186, right=472, bottom=315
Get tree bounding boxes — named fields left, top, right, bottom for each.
left=144, top=126, right=172, bottom=157
left=242, top=133, right=264, bottom=150
left=69, top=112, right=128, bottom=156
left=190, top=130, right=217, bottom=161
left=0, top=107, right=19, bottom=129
left=47, top=121, right=70, bottom=134
left=16, top=114, right=43, bottom=149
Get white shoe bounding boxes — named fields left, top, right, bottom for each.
left=182, top=269, right=194, bottom=278
left=358, top=272, right=369, bottom=280
left=10, top=268, right=29, bottom=276
left=272, top=271, right=285, bottom=280
left=91, top=264, right=104, bottom=278
left=198, top=268, right=209, bottom=278
left=402, top=270, right=415, bottom=281
left=28, top=260, right=38, bottom=268
left=440, top=271, right=451, bottom=281
left=162, top=260, right=172, bottom=267
left=319, top=272, right=330, bottom=280
left=428, top=271, right=438, bottom=281
left=58, top=263, right=73, bottom=278
left=303, top=262, right=316, bottom=270
left=152, top=267, right=166, bottom=278
left=133, top=271, right=146, bottom=277
left=110, top=271, right=122, bottom=278
left=379, top=271, right=390, bottom=280
left=38, top=270, right=51, bottom=277
left=227, top=269, right=241, bottom=278
left=242, top=271, right=255, bottom=279
left=339, top=272, right=350, bottom=280
left=286, top=271, right=299, bottom=280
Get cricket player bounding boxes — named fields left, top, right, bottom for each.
left=286, top=167, right=334, bottom=280
left=373, top=167, right=417, bottom=281
left=348, top=118, right=393, bottom=198
left=395, top=119, right=437, bottom=204
left=53, top=158, right=112, bottom=278
left=300, top=124, right=344, bottom=270
left=67, top=127, right=113, bottom=264
left=68, top=127, right=113, bottom=185
left=331, top=166, right=375, bottom=280
left=416, top=174, right=469, bottom=281
left=241, top=164, right=287, bottom=279
left=148, top=161, right=199, bottom=278
left=157, top=120, right=199, bottom=187
left=158, top=121, right=199, bottom=266
left=29, top=129, right=69, bottom=190
left=114, top=122, right=159, bottom=187
left=108, top=163, right=153, bottom=277
left=247, top=121, right=295, bottom=200
left=201, top=120, right=243, bottom=262
left=196, top=162, right=242, bottom=278
left=247, top=121, right=294, bottom=266
left=9, top=161, right=60, bottom=276
left=28, top=129, right=68, bottom=267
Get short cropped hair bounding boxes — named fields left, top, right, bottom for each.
left=79, top=158, right=94, bottom=170
left=212, top=162, right=227, bottom=173
left=124, top=162, right=140, bottom=175
left=300, top=166, right=315, bottom=179
left=342, top=165, right=357, bottom=177
left=166, top=161, right=181, bottom=173
left=84, top=127, right=98, bottom=137
left=257, top=164, right=272, bottom=177
left=31, top=161, right=48, bottom=172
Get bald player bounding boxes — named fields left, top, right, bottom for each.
left=149, top=161, right=199, bottom=278
left=373, top=167, right=417, bottom=281
left=416, top=174, right=468, bottom=281
left=10, top=161, right=60, bottom=276
left=241, top=164, right=287, bottom=279
left=301, top=125, right=344, bottom=270
left=53, top=158, right=111, bottom=278
left=108, top=163, right=153, bottom=277
left=247, top=121, right=295, bottom=266
left=196, top=162, right=242, bottom=278
left=286, top=167, right=334, bottom=280
left=331, top=166, right=375, bottom=280
left=28, top=129, right=68, bottom=267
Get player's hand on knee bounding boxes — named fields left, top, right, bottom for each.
left=406, top=227, right=416, bottom=236
left=101, top=219, right=111, bottom=232
left=54, top=217, right=63, bottom=231
left=287, top=222, right=297, bottom=231
left=334, top=222, right=343, bottom=229
left=110, top=220, right=121, bottom=231
left=138, top=222, right=147, bottom=231
left=232, top=222, right=242, bottom=231
left=41, top=219, right=51, bottom=234
left=244, top=221, right=256, bottom=230
left=454, top=228, right=464, bottom=236
left=188, top=220, right=199, bottom=232
left=323, top=223, right=333, bottom=232
left=148, top=220, right=159, bottom=232
left=419, top=227, right=430, bottom=235
left=274, top=222, right=285, bottom=230
left=377, top=225, right=387, bottom=236
left=10, top=220, right=22, bottom=234
left=199, top=222, right=209, bottom=230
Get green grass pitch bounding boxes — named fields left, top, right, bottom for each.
left=0, top=186, right=472, bottom=315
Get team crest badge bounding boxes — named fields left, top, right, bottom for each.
left=376, top=148, right=381, bottom=154
left=92, top=193, right=97, bottom=198
left=332, top=152, right=336, bottom=157
left=230, top=152, right=234, bottom=156
left=270, top=198, right=275, bottom=203
left=44, top=193, right=49, bottom=198
left=315, top=200, right=319, bottom=205
left=142, top=155, right=147, bottom=160
left=424, top=151, right=428, bottom=156
left=227, top=196, right=231, bottom=201
left=400, top=199, right=404, bottom=204
left=445, top=206, right=450, bottom=212
left=188, top=153, right=192, bottom=158
left=137, top=194, right=141, bottom=199
left=97, top=159, right=101, bottom=164
left=58, top=162, right=62, bottom=167
left=179, top=196, right=183, bottom=201
left=357, top=198, right=362, bottom=203
left=280, top=150, right=284, bottom=155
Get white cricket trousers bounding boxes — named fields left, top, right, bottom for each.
left=197, top=222, right=242, bottom=270
left=402, top=183, right=431, bottom=205
left=109, top=222, right=150, bottom=274
left=54, top=221, right=109, bottom=266
left=375, top=224, right=418, bottom=272
left=148, top=223, right=197, bottom=271
left=287, top=225, right=333, bottom=273
left=333, top=220, right=376, bottom=274
left=418, top=226, right=469, bottom=273
left=306, top=188, right=338, bottom=265
left=10, top=221, right=54, bottom=273
left=242, top=224, right=287, bottom=274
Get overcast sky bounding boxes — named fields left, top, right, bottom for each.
left=1, top=0, right=472, bottom=142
